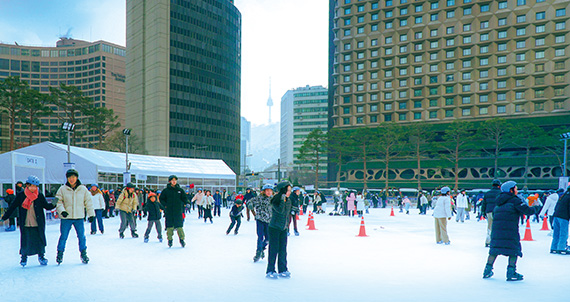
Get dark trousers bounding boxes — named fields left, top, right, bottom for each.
left=203, top=208, right=213, bottom=222
left=119, top=210, right=136, bottom=234
left=288, top=213, right=298, bottom=232
left=256, top=220, right=269, bottom=252
left=214, top=205, right=221, bottom=216
left=227, top=215, right=241, bottom=233
left=144, top=220, right=162, bottom=239
left=91, top=209, right=104, bottom=233
left=267, top=227, right=288, bottom=274
left=222, top=198, right=228, bottom=208
left=198, top=205, right=203, bottom=218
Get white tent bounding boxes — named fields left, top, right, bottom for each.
left=0, top=142, right=236, bottom=191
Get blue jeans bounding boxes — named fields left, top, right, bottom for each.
left=256, top=220, right=269, bottom=252
left=91, top=209, right=104, bottom=233
left=57, top=219, right=87, bottom=252
left=551, top=217, right=569, bottom=251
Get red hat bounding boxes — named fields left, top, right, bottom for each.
left=6, top=189, right=14, bottom=194
left=148, top=192, right=157, bottom=198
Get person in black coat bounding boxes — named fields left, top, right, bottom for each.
left=481, top=179, right=502, bottom=247
left=550, top=189, right=570, bottom=254
left=3, top=189, right=17, bottom=231
left=483, top=181, right=539, bottom=281
left=159, top=175, right=189, bottom=248
left=1, top=176, right=55, bottom=266
left=144, top=192, right=164, bottom=243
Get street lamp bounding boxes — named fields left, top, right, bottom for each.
left=61, top=122, right=75, bottom=164
left=560, top=132, right=570, bottom=177
left=242, top=153, right=252, bottom=174
left=123, top=128, right=131, bottom=186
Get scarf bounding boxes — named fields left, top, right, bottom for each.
left=22, top=187, right=39, bottom=210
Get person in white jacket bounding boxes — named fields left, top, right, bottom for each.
left=55, top=169, right=95, bottom=264
left=456, top=190, right=469, bottom=223
left=433, top=187, right=452, bottom=245
left=89, top=184, right=106, bottom=235
left=539, top=190, right=561, bottom=235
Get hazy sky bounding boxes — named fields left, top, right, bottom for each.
left=0, top=0, right=329, bottom=126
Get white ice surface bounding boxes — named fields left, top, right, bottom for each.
left=0, top=207, right=568, bottom=302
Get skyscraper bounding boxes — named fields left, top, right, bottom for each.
left=126, top=0, right=241, bottom=173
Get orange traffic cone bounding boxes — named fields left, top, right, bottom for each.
left=390, top=206, right=395, bottom=217
left=356, top=216, right=368, bottom=237
left=307, top=214, right=317, bottom=230
left=540, top=215, right=550, bottom=231
left=296, top=214, right=299, bottom=221
left=521, top=219, right=534, bottom=241
left=354, top=209, right=357, bottom=216
left=306, top=212, right=312, bottom=226
left=300, top=207, right=304, bottom=216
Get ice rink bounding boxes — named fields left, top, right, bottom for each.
left=0, top=206, right=567, bottom=302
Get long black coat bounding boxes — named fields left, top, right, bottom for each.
left=144, top=199, right=164, bottom=221
left=1, top=191, right=55, bottom=249
left=481, top=187, right=501, bottom=214
left=159, top=184, right=188, bottom=228
left=3, top=194, right=17, bottom=219
left=490, top=192, right=537, bottom=257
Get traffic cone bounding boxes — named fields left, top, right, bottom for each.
left=306, top=212, right=312, bottom=226
left=300, top=207, right=304, bottom=216
left=521, top=219, right=534, bottom=241
left=390, top=206, right=395, bottom=217
left=540, top=215, right=550, bottom=231
left=354, top=209, right=357, bottom=216
left=307, top=214, right=317, bottom=230
left=356, top=216, right=368, bottom=237
left=296, top=214, right=299, bottom=221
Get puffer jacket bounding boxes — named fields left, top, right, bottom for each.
left=269, top=194, right=292, bottom=231
left=482, top=187, right=501, bottom=214
left=116, top=190, right=139, bottom=213
left=202, top=195, right=214, bottom=210
left=248, top=193, right=272, bottom=223
left=192, top=192, right=204, bottom=206
left=55, top=181, right=95, bottom=219
left=91, top=191, right=106, bottom=210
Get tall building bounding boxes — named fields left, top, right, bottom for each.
left=280, top=85, right=328, bottom=174
left=126, top=0, right=241, bottom=173
left=328, top=0, right=570, bottom=188
left=240, top=116, right=251, bottom=173
left=0, top=38, right=126, bottom=151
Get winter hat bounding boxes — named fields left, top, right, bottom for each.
left=148, top=192, right=157, bottom=198
left=500, top=181, right=517, bottom=193
left=262, top=184, right=274, bottom=191
left=126, top=182, right=135, bottom=189
left=275, top=181, right=292, bottom=194
left=440, top=187, right=450, bottom=194
left=168, top=175, right=178, bottom=181
left=557, top=188, right=565, bottom=194
left=292, top=186, right=300, bottom=192
left=66, top=169, right=79, bottom=178
left=492, top=179, right=501, bottom=186
left=91, top=184, right=99, bottom=189
left=6, top=189, right=14, bottom=194
left=26, top=175, right=41, bottom=186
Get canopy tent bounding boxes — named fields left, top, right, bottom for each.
left=0, top=142, right=236, bottom=192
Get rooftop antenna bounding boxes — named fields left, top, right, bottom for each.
left=267, top=77, right=273, bottom=124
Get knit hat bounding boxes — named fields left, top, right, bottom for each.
left=66, top=169, right=79, bottom=178
left=26, top=175, right=41, bottom=186
left=168, top=175, right=178, bottom=181
left=126, top=182, right=135, bottom=189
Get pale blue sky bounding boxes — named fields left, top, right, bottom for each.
left=0, top=0, right=329, bottom=126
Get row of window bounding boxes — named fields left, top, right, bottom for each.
left=0, top=44, right=124, bottom=58
left=343, top=0, right=550, bottom=9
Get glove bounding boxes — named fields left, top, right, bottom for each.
left=88, top=216, right=95, bottom=223
left=61, top=211, right=69, bottom=218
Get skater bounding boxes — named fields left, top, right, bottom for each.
left=1, top=176, right=56, bottom=266
left=55, top=169, right=95, bottom=264
left=108, top=189, right=116, bottom=217
left=160, top=175, right=189, bottom=248
left=356, top=192, right=365, bottom=216
left=222, top=189, right=229, bottom=209
left=433, top=186, right=452, bottom=245
left=143, top=192, right=164, bottom=243
left=540, top=189, right=562, bottom=235
left=483, top=181, right=539, bottom=281
left=402, top=196, right=411, bottom=215
left=202, top=190, right=214, bottom=223
left=288, top=187, right=300, bottom=236
left=481, top=179, right=502, bottom=247
left=266, top=181, right=292, bottom=279
left=116, top=183, right=139, bottom=239
left=192, top=188, right=204, bottom=219
left=244, top=188, right=255, bottom=221
left=3, top=188, right=17, bottom=231
left=419, top=192, right=428, bottom=215
left=456, top=189, right=468, bottom=223
left=550, top=188, right=569, bottom=254
left=249, top=184, right=273, bottom=261
left=227, top=198, right=244, bottom=235
left=213, top=190, right=222, bottom=217
left=89, top=184, right=105, bottom=235
left=347, top=191, right=356, bottom=217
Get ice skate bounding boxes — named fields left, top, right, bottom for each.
left=278, top=271, right=291, bottom=278
left=168, top=240, right=173, bottom=248
left=119, top=232, right=124, bottom=239
left=483, top=264, right=493, bottom=279
left=20, top=256, right=27, bottom=267
left=506, top=266, right=523, bottom=281
left=38, top=254, right=48, bottom=266
left=80, top=250, right=89, bottom=264
left=266, top=272, right=278, bottom=279
left=253, top=250, right=262, bottom=262
left=144, top=237, right=149, bottom=243
left=56, top=251, right=63, bottom=265
left=180, top=239, right=186, bottom=248
left=131, top=231, right=139, bottom=238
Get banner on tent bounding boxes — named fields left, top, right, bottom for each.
left=14, top=153, right=45, bottom=169
left=136, top=174, right=147, bottom=181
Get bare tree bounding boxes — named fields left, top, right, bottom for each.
left=0, top=76, right=27, bottom=150
left=440, top=120, right=474, bottom=191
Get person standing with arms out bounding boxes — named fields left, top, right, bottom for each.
left=89, top=184, right=105, bottom=235
left=160, top=175, right=189, bottom=248
left=3, top=188, right=17, bottom=231
left=227, top=198, right=244, bottom=235
left=202, top=190, right=214, bottom=223
left=55, top=169, right=95, bottom=264
left=550, top=188, right=570, bottom=254
left=143, top=192, right=164, bottom=243
left=266, top=181, right=293, bottom=279
left=213, top=190, right=222, bottom=217
left=1, top=176, right=56, bottom=266
left=455, top=189, right=468, bottom=223
left=483, top=181, right=539, bottom=281
left=433, top=187, right=452, bottom=245
left=249, top=184, right=273, bottom=261
left=481, top=179, right=502, bottom=247
left=192, top=188, right=204, bottom=219
left=116, top=183, right=139, bottom=239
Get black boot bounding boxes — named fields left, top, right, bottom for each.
left=483, top=264, right=493, bottom=279
left=56, top=251, right=64, bottom=265
left=20, top=255, right=27, bottom=267
left=80, top=250, right=89, bottom=264
left=253, top=250, right=262, bottom=262
left=506, top=266, right=523, bottom=281
left=131, top=231, right=139, bottom=238
left=38, top=254, right=48, bottom=266
left=119, top=232, right=124, bottom=239
left=168, top=240, right=173, bottom=248
left=180, top=239, right=186, bottom=248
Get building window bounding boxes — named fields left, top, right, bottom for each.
left=479, top=107, right=488, bottom=115
left=517, top=0, right=526, bottom=5
left=536, top=12, right=545, bottom=20
left=515, top=91, right=525, bottom=99
left=399, top=113, right=407, bottom=121
left=534, top=102, right=544, bottom=111
left=515, top=104, right=524, bottom=112
left=429, top=99, right=438, bottom=107
left=535, top=51, right=545, bottom=59
left=479, top=95, right=488, bottom=102
left=516, top=41, right=526, bottom=49
left=445, top=110, right=454, bottom=117
left=480, top=33, right=489, bottom=41
left=480, top=70, right=488, bottom=78
left=556, top=22, right=566, bottom=30
left=370, top=115, right=378, bottom=123
left=555, top=49, right=566, bottom=57
left=555, top=61, right=565, bottom=70
left=384, top=114, right=392, bottom=122
left=480, top=21, right=489, bottom=29
left=462, top=96, right=471, bottom=103
left=445, top=98, right=454, bottom=106
left=517, top=15, right=526, bottom=23
left=463, top=7, right=472, bottom=15
left=498, top=1, right=507, bottom=9
left=462, top=108, right=471, bottom=116
left=384, top=103, right=393, bottom=110
left=556, top=9, right=566, bottom=17
left=431, top=13, right=439, bottom=21
left=414, top=112, right=422, bottom=120
left=429, top=111, right=438, bottom=119
left=480, top=4, right=489, bottom=12
left=536, top=25, right=545, bottom=33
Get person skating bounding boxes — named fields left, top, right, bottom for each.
left=108, top=189, right=116, bottom=217
left=288, top=187, right=300, bottom=236
left=159, top=175, right=189, bottom=248
left=244, top=188, right=255, bottom=221
left=550, top=188, right=569, bottom=254
left=456, top=190, right=468, bottom=223
left=55, top=169, right=95, bottom=264
left=227, top=198, right=244, bottom=235
left=433, top=186, right=452, bottom=245
left=266, top=181, right=293, bottom=279
left=192, top=188, right=204, bottom=219
left=143, top=192, right=164, bottom=243
left=3, top=188, right=17, bottom=231
left=249, top=184, right=273, bottom=261
left=116, top=183, right=139, bottom=239
left=483, top=181, right=540, bottom=281
left=89, top=184, right=105, bottom=235
left=1, top=176, right=56, bottom=266
left=481, top=179, right=502, bottom=247
left=540, top=189, right=562, bottom=236
left=213, top=190, right=222, bottom=217
left=202, top=190, right=214, bottom=223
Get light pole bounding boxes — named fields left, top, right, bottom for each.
left=561, top=132, right=570, bottom=177
left=123, top=128, right=131, bottom=186
left=191, top=144, right=207, bottom=158
left=242, top=153, right=252, bottom=174
left=61, top=122, right=75, bottom=164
